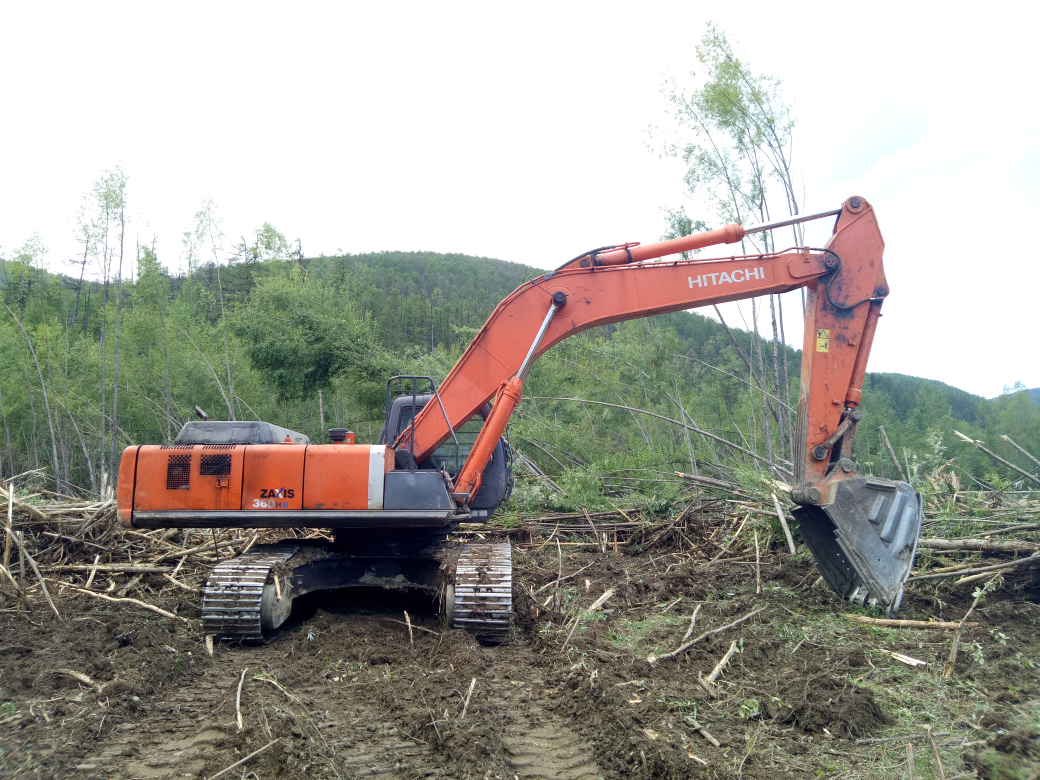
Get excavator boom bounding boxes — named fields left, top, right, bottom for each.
left=398, top=197, right=884, bottom=471
left=398, top=195, right=921, bottom=610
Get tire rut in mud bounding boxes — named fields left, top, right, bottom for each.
left=490, top=678, right=602, bottom=780
left=333, top=675, right=603, bottom=780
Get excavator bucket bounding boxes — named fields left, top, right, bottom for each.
left=791, top=478, right=922, bottom=614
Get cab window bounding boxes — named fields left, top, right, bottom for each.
left=397, top=409, right=484, bottom=474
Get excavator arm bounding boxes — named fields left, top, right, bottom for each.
left=397, top=196, right=922, bottom=611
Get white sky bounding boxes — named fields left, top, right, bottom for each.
left=2, top=1, right=1038, bottom=399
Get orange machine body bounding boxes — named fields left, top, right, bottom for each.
left=121, top=443, right=394, bottom=525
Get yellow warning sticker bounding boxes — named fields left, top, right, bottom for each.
left=816, top=329, right=830, bottom=352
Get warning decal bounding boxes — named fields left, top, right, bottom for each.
left=816, top=329, right=830, bottom=352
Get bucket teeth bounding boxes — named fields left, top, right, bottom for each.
left=453, top=542, right=513, bottom=643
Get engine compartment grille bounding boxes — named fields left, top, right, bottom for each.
left=200, top=454, right=232, bottom=476
left=166, top=455, right=192, bottom=489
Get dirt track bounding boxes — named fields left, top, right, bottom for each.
left=2, top=539, right=1038, bottom=779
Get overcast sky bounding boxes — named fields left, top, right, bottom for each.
left=2, top=2, right=1037, bottom=399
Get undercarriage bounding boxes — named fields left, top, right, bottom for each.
left=201, top=531, right=513, bottom=644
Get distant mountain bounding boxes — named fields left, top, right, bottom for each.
left=314, top=252, right=1003, bottom=427
left=867, top=373, right=984, bottom=425
left=988, top=388, right=1040, bottom=404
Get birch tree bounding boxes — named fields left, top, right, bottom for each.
left=659, top=24, right=801, bottom=464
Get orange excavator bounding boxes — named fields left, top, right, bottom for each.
left=117, top=196, right=922, bottom=642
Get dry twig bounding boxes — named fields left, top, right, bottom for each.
left=680, top=604, right=702, bottom=643
left=59, top=582, right=188, bottom=622
left=771, top=492, right=797, bottom=554
left=753, top=530, right=762, bottom=594
left=925, top=725, right=947, bottom=780
left=235, top=668, right=248, bottom=731
left=562, top=588, right=614, bottom=650
left=650, top=607, right=766, bottom=664
left=907, top=552, right=1040, bottom=582
left=460, top=678, right=477, bottom=719
left=11, top=532, right=61, bottom=619
left=706, top=639, right=740, bottom=684
left=206, top=738, right=280, bottom=780
left=945, top=582, right=991, bottom=677
left=841, top=614, right=978, bottom=630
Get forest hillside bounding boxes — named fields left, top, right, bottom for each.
left=1, top=242, right=1037, bottom=506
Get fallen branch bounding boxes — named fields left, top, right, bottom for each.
left=841, top=614, right=978, bottom=630
left=688, top=719, right=720, bottom=747
left=945, top=582, right=992, bottom=678
left=59, top=582, right=189, bottom=622
left=84, top=555, right=100, bottom=588
left=879, top=426, right=908, bottom=481
left=918, top=538, right=1036, bottom=553
left=252, top=678, right=303, bottom=707
left=925, top=724, right=948, bottom=780
left=696, top=672, right=717, bottom=699
left=56, top=669, right=101, bottom=691
left=771, top=492, right=797, bottom=555
left=153, top=537, right=242, bottom=563
left=980, top=523, right=1040, bottom=537
left=954, top=570, right=1003, bottom=587
left=856, top=732, right=951, bottom=746
left=0, top=486, right=47, bottom=522
left=460, top=678, right=477, bottom=719
left=0, top=562, right=24, bottom=599
left=3, top=481, right=11, bottom=573
left=382, top=618, right=441, bottom=636
left=914, top=560, right=998, bottom=576
left=162, top=573, right=199, bottom=592
left=907, top=552, right=1040, bottom=582
left=674, top=471, right=748, bottom=495
left=562, top=588, right=614, bottom=651
left=954, top=431, right=1040, bottom=486
left=753, top=531, right=762, bottom=595
left=11, top=532, right=62, bottom=620
left=708, top=514, right=750, bottom=565
left=533, top=561, right=596, bottom=595
left=45, top=564, right=173, bottom=574
left=680, top=604, right=702, bottom=643
left=206, top=738, right=280, bottom=780
left=235, top=668, right=248, bottom=731
left=706, top=639, right=740, bottom=683
left=1000, top=434, right=1040, bottom=470
left=650, top=607, right=766, bottom=664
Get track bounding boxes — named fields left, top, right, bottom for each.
left=205, top=540, right=515, bottom=645
left=201, top=543, right=298, bottom=641
left=452, top=542, right=513, bottom=643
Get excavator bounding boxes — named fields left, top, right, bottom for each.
left=116, top=196, right=922, bottom=643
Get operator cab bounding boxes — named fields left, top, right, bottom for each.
left=378, top=393, right=513, bottom=519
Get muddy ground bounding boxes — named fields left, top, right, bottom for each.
left=1, top=528, right=1038, bottom=780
